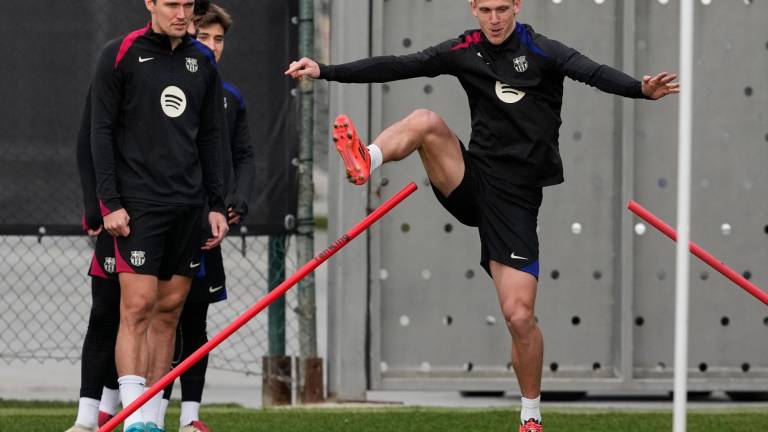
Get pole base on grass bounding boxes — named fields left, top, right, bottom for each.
left=262, top=356, right=292, bottom=406
left=299, top=357, right=324, bottom=403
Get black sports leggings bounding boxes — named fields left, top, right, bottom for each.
left=163, top=301, right=210, bottom=402
left=80, top=277, right=120, bottom=399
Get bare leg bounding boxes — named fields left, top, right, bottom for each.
left=369, top=109, right=465, bottom=196
left=115, top=273, right=158, bottom=378
left=489, top=260, right=543, bottom=399
left=146, top=275, right=193, bottom=386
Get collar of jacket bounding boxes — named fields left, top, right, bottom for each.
left=144, top=23, right=192, bottom=51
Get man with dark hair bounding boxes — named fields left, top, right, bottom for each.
left=66, top=2, right=219, bottom=431
left=156, top=4, right=255, bottom=432
left=90, top=0, right=228, bottom=430
left=286, top=1, right=678, bottom=431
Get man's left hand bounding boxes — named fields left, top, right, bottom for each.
left=203, top=211, right=229, bottom=250
left=642, top=72, right=680, bottom=100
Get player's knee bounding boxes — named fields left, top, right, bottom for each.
left=503, top=303, right=536, bottom=336
left=157, top=292, right=187, bottom=316
left=120, top=299, right=154, bottom=329
left=408, top=109, right=444, bottom=136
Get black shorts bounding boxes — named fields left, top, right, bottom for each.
left=186, top=244, right=227, bottom=304
left=89, top=231, right=118, bottom=281
left=114, top=204, right=203, bottom=280
left=432, top=144, right=542, bottom=279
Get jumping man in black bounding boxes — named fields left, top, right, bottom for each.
left=286, top=1, right=678, bottom=431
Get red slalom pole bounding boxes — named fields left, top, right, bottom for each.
left=628, top=200, right=768, bottom=306
left=100, top=182, right=418, bottom=432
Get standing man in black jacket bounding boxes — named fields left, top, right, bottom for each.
left=286, top=1, right=678, bottom=431
left=91, top=1, right=227, bottom=431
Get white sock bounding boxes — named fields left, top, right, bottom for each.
left=99, top=387, right=120, bottom=415
left=179, top=401, right=201, bottom=427
left=141, top=386, right=163, bottom=425
left=368, top=144, right=383, bottom=173
left=520, top=395, right=541, bottom=423
left=157, top=398, right=170, bottom=429
left=74, top=397, right=100, bottom=428
left=118, top=375, right=146, bottom=427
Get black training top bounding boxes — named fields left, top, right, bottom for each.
left=76, top=89, right=101, bottom=232
left=78, top=80, right=255, bottom=230
left=222, top=81, right=255, bottom=218
left=319, top=23, right=647, bottom=187
left=91, top=24, right=225, bottom=214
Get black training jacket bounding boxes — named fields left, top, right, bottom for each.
left=91, top=24, right=225, bottom=214
left=222, top=81, right=255, bottom=218
left=319, top=23, right=647, bottom=187
left=78, top=81, right=255, bottom=230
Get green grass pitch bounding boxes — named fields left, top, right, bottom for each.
left=2, top=401, right=768, bottom=432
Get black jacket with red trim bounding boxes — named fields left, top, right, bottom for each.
left=78, top=82, right=254, bottom=232
left=91, top=24, right=225, bottom=214
left=319, top=23, right=647, bottom=187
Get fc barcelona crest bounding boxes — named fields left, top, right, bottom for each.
left=104, top=257, right=116, bottom=274
left=130, top=251, right=146, bottom=267
left=186, top=57, right=199, bottom=73
left=513, top=55, right=528, bottom=73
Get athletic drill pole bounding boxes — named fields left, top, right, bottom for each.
left=628, top=200, right=768, bottom=306
left=100, top=182, right=418, bottom=432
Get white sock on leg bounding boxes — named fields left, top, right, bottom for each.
left=141, top=387, right=163, bottom=425
left=520, top=395, right=541, bottom=423
left=368, top=144, right=383, bottom=173
left=118, top=375, right=146, bottom=427
left=180, top=401, right=201, bottom=427
left=74, top=397, right=100, bottom=428
left=99, top=387, right=120, bottom=416
left=157, top=398, right=170, bottom=429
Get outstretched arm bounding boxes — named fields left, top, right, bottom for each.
left=285, top=41, right=454, bottom=84
left=537, top=35, right=679, bottom=100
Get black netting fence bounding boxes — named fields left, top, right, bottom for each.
left=0, top=0, right=305, bottom=376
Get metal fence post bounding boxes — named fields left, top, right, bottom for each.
left=263, top=234, right=291, bottom=405
left=295, top=0, right=323, bottom=404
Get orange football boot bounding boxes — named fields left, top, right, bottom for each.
left=519, top=418, right=543, bottom=432
left=332, top=114, right=371, bottom=185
